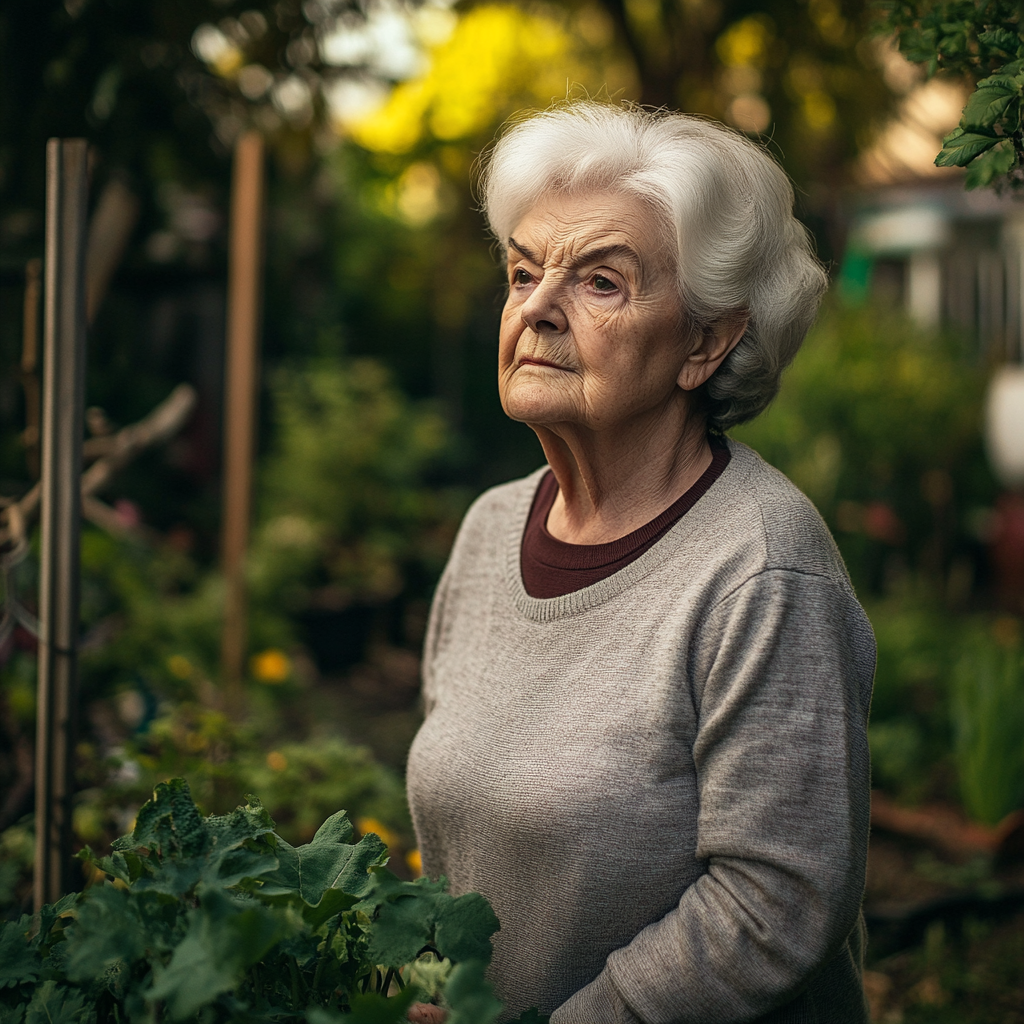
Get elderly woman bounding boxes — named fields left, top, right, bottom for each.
left=406, top=102, right=875, bottom=1024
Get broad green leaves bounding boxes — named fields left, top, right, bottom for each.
left=0, top=779, right=529, bottom=1024
left=148, top=889, right=290, bottom=1020
left=24, top=983, right=87, bottom=1024
left=258, top=810, right=387, bottom=909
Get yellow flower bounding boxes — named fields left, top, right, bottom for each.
left=356, top=817, right=399, bottom=850
left=251, top=649, right=291, bottom=684
left=267, top=750, right=288, bottom=772
left=405, top=849, right=423, bottom=877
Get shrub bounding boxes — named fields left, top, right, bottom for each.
left=951, top=620, right=1024, bottom=825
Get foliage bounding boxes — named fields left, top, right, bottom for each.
left=253, top=359, right=464, bottom=609
left=732, top=300, right=994, bottom=595
left=950, top=618, right=1024, bottom=825
left=0, top=779, right=544, bottom=1024
left=862, top=594, right=957, bottom=803
left=879, top=0, right=1024, bottom=188
left=866, top=914, right=1024, bottom=1022
left=77, top=709, right=413, bottom=848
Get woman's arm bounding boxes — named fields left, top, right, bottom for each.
left=551, top=569, right=875, bottom=1024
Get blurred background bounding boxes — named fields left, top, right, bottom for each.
left=1, top=0, right=1023, bottom=1019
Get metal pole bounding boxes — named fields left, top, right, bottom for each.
left=220, top=131, right=265, bottom=704
left=34, top=138, right=88, bottom=910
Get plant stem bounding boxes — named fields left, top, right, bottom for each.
left=380, top=967, right=397, bottom=995
left=289, top=955, right=303, bottom=1007
left=313, top=915, right=342, bottom=994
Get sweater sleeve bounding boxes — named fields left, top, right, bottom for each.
left=550, top=568, right=875, bottom=1024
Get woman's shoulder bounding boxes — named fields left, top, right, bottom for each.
left=459, top=467, right=546, bottom=535
left=720, top=439, right=851, bottom=587
left=443, top=467, right=546, bottom=567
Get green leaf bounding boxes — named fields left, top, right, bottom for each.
left=330, top=988, right=419, bottom=1024
left=936, top=127, right=1000, bottom=167
left=960, top=75, right=1020, bottom=129
left=131, top=789, right=278, bottom=897
left=34, top=894, right=78, bottom=949
left=433, top=894, right=499, bottom=965
left=117, top=778, right=209, bottom=860
left=0, top=918, right=38, bottom=989
left=978, top=28, right=1022, bottom=56
left=297, top=886, right=359, bottom=930
left=365, top=896, right=436, bottom=968
left=62, top=886, right=148, bottom=983
left=24, top=982, right=87, bottom=1024
left=0, top=1003, right=25, bottom=1024
left=147, top=888, right=290, bottom=1020
left=364, top=884, right=498, bottom=970
left=443, top=960, right=502, bottom=1024
left=965, top=139, right=1017, bottom=190
left=258, top=813, right=387, bottom=907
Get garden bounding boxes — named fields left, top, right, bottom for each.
left=2, top=0, right=1024, bottom=1021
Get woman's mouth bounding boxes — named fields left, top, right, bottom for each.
left=518, top=356, right=570, bottom=371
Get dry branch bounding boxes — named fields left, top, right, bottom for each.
left=0, top=383, right=197, bottom=548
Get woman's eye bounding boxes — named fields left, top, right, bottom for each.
left=513, top=268, right=532, bottom=286
left=591, top=274, right=617, bottom=292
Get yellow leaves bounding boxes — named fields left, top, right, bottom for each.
left=716, top=16, right=775, bottom=69
left=395, top=162, right=444, bottom=226
left=802, top=90, right=837, bottom=130
left=348, top=4, right=589, bottom=155
left=786, top=57, right=837, bottom=133
left=267, top=750, right=288, bottom=772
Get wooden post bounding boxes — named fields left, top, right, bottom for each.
left=220, top=132, right=265, bottom=702
left=35, top=138, right=88, bottom=910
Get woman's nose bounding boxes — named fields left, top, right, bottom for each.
left=521, top=278, right=568, bottom=335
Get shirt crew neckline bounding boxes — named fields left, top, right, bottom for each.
left=521, top=440, right=731, bottom=597
left=503, top=437, right=756, bottom=622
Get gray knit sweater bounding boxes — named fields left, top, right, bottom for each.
left=406, top=440, right=875, bottom=1024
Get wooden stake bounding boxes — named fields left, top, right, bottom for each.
left=220, top=132, right=265, bottom=702
left=35, top=139, right=88, bottom=910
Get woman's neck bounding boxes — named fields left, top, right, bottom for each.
left=531, top=396, right=712, bottom=545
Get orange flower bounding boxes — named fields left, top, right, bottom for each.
left=251, top=649, right=291, bottom=683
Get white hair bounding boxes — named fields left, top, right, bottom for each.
left=479, top=102, right=828, bottom=430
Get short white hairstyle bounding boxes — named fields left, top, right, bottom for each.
left=479, top=102, right=828, bottom=430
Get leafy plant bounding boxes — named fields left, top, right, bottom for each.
left=879, top=0, right=1024, bottom=188
left=950, top=620, right=1024, bottom=825
left=0, top=779, right=544, bottom=1024
left=253, top=359, right=464, bottom=611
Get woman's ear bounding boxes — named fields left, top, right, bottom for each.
left=676, top=314, right=748, bottom=392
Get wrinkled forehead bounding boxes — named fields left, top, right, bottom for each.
left=502, top=187, right=677, bottom=271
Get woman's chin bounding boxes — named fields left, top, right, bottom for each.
left=500, top=384, right=578, bottom=427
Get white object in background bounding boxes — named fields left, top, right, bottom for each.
left=852, top=205, right=951, bottom=257
left=985, top=365, right=1024, bottom=488
left=907, top=250, right=942, bottom=327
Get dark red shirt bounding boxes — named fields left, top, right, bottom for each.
left=520, top=439, right=731, bottom=599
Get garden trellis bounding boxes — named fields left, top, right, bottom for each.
left=0, top=139, right=199, bottom=909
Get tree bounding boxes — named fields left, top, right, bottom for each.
left=881, top=0, right=1024, bottom=189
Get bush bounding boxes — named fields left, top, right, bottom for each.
left=732, top=301, right=994, bottom=595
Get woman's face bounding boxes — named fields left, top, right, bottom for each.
left=498, top=190, right=689, bottom=433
